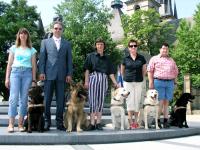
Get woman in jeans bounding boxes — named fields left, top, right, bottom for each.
left=5, top=28, right=37, bottom=132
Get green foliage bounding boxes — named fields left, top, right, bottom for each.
left=0, top=0, right=43, bottom=101
left=171, top=3, right=200, bottom=88
left=121, top=9, right=174, bottom=55
left=55, top=0, right=123, bottom=81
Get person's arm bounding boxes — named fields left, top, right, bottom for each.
left=142, top=64, right=147, bottom=77
left=66, top=42, right=73, bottom=76
left=84, top=70, right=90, bottom=89
left=148, top=71, right=154, bottom=89
left=109, top=74, right=118, bottom=88
left=5, top=52, right=14, bottom=89
left=66, top=42, right=73, bottom=83
left=121, top=64, right=125, bottom=78
left=39, top=40, right=46, bottom=80
left=173, top=59, right=179, bottom=85
left=31, top=53, right=37, bottom=86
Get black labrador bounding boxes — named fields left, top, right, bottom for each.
left=170, top=93, right=195, bottom=128
left=24, top=85, right=45, bottom=133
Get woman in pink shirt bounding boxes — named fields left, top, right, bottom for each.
left=148, top=42, right=178, bottom=129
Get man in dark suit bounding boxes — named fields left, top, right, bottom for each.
left=39, top=21, right=73, bottom=131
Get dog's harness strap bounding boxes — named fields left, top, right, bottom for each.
left=111, top=104, right=124, bottom=107
left=174, top=106, right=186, bottom=112
left=143, top=104, right=158, bottom=108
left=113, top=98, right=120, bottom=101
left=28, top=104, right=44, bottom=108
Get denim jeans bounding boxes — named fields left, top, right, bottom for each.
left=8, top=67, right=32, bottom=118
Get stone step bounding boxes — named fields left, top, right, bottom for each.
left=0, top=101, right=111, bottom=108
left=0, top=126, right=199, bottom=145
left=0, top=115, right=112, bottom=127
left=0, top=106, right=112, bottom=115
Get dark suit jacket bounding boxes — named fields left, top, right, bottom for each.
left=39, top=37, right=73, bottom=81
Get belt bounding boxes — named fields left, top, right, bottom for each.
left=12, top=66, right=31, bottom=69
left=154, top=78, right=173, bottom=81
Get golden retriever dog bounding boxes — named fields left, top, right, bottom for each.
left=138, top=89, right=160, bottom=130
left=110, top=87, right=130, bottom=130
left=63, top=82, right=89, bottom=132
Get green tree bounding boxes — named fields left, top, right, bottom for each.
left=0, top=0, right=43, bottom=101
left=171, top=4, right=200, bottom=88
left=55, top=0, right=123, bottom=81
left=121, top=8, right=174, bottom=55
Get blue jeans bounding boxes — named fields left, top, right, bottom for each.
left=154, top=79, right=175, bottom=101
left=8, top=67, right=32, bottom=118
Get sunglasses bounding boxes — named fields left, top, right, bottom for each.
left=129, top=45, right=137, bottom=48
left=54, top=27, right=62, bottom=31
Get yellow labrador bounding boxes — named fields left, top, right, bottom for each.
left=142, top=89, right=160, bottom=130
left=110, top=87, right=130, bottom=130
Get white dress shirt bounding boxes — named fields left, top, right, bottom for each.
left=53, top=36, right=61, bottom=50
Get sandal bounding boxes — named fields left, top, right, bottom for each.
left=130, top=122, right=139, bottom=129
left=18, top=126, right=25, bottom=132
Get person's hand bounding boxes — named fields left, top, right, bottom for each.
left=66, top=76, right=72, bottom=84
left=112, top=82, right=119, bottom=89
left=84, top=82, right=89, bottom=89
left=5, top=79, right=10, bottom=89
left=149, top=82, right=154, bottom=89
left=39, top=74, right=45, bottom=81
left=31, top=81, right=37, bottom=87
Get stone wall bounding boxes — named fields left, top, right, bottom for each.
left=191, top=88, right=200, bottom=110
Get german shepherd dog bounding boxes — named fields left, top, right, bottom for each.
left=64, top=82, right=89, bottom=132
left=24, top=85, right=45, bottom=133
left=170, top=93, right=195, bottom=128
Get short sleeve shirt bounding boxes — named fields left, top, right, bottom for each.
left=84, top=52, right=116, bottom=75
left=10, top=45, right=36, bottom=68
left=122, top=53, right=146, bottom=82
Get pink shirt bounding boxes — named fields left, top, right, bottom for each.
left=147, top=54, right=178, bottom=79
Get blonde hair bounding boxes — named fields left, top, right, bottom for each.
left=15, top=28, right=32, bottom=48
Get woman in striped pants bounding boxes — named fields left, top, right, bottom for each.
left=84, top=38, right=118, bottom=130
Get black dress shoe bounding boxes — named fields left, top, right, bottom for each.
left=87, top=124, right=96, bottom=131
left=96, top=123, right=103, bottom=130
left=44, top=122, right=50, bottom=131
left=163, top=122, right=170, bottom=128
left=57, top=125, right=66, bottom=131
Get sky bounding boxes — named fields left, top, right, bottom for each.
left=2, top=0, right=200, bottom=26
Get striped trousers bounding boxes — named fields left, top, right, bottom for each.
left=88, top=72, right=108, bottom=113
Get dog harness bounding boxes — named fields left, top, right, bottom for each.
left=173, top=106, right=186, bottom=112
left=28, top=104, right=44, bottom=108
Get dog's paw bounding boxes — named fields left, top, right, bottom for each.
left=120, top=128, right=125, bottom=130
left=145, top=126, right=149, bottom=130
left=67, top=128, right=72, bottom=132
left=155, top=126, right=160, bottom=130
left=77, top=128, right=83, bottom=132
left=185, top=125, right=189, bottom=128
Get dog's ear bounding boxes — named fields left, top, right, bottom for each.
left=70, top=82, right=76, bottom=90
left=113, top=88, right=119, bottom=97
